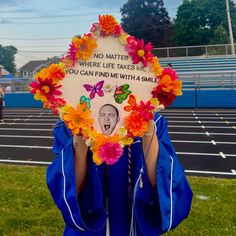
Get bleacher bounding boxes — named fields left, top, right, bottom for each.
left=159, top=56, right=236, bottom=73
left=156, top=56, right=236, bottom=108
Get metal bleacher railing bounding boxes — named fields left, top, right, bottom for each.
left=153, top=43, right=236, bottom=58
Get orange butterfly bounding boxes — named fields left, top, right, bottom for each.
left=124, top=95, right=139, bottom=112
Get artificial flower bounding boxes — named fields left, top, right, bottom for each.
left=125, top=112, right=148, bottom=137
left=113, top=24, right=122, bottom=36
left=47, top=63, right=65, bottom=83
left=30, top=77, right=62, bottom=102
left=159, top=68, right=182, bottom=96
left=68, top=34, right=97, bottom=64
left=91, top=134, right=122, bottom=165
left=103, top=83, right=114, bottom=92
left=138, top=100, right=155, bottom=122
left=118, top=127, right=133, bottom=146
left=119, top=31, right=129, bottom=45
left=62, top=103, right=93, bottom=135
left=151, top=57, right=163, bottom=76
left=44, top=98, right=66, bottom=114
left=152, top=85, right=176, bottom=108
left=126, top=38, right=154, bottom=67
left=35, top=68, right=50, bottom=81
left=99, top=142, right=123, bottom=165
left=99, top=15, right=120, bottom=36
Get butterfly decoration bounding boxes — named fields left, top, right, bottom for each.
left=124, top=94, right=139, bottom=112
left=114, top=84, right=131, bottom=104
left=83, top=80, right=104, bottom=99
left=80, top=96, right=91, bottom=109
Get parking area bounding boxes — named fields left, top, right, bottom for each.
left=0, top=108, right=235, bottom=178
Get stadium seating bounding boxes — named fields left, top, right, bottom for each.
left=159, top=56, right=236, bottom=73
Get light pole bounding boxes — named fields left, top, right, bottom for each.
left=226, top=0, right=235, bottom=55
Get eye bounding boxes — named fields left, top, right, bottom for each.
left=100, top=113, right=105, bottom=117
left=108, top=113, right=115, bottom=118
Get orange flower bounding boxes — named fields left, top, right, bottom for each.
left=159, top=74, right=182, bottom=96
left=62, top=103, right=93, bottom=135
left=91, top=134, right=120, bottom=165
left=47, top=64, right=65, bottom=83
left=35, top=68, right=50, bottom=81
left=72, top=34, right=97, bottom=60
left=151, top=57, right=163, bottom=76
left=172, top=80, right=183, bottom=96
left=99, top=15, right=119, bottom=36
left=125, top=112, right=148, bottom=137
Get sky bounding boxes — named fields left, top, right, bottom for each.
left=0, top=0, right=233, bottom=69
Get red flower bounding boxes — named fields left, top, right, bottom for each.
left=30, top=77, right=62, bottom=101
left=126, top=38, right=154, bottom=67
left=138, top=101, right=155, bottom=122
left=152, top=85, right=176, bottom=108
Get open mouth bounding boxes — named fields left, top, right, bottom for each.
left=104, top=124, right=111, bottom=131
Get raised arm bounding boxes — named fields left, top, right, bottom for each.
left=73, top=135, right=88, bottom=195
left=142, top=120, right=159, bottom=187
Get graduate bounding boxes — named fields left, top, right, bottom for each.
left=28, top=14, right=193, bottom=236
left=46, top=112, right=192, bottom=236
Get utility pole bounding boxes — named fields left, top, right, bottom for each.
left=226, top=0, right=235, bottom=55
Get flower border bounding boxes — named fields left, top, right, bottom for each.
left=29, top=14, right=182, bottom=165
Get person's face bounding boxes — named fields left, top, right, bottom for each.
left=98, top=105, right=119, bottom=135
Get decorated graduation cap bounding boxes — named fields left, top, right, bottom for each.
left=30, top=15, right=182, bottom=165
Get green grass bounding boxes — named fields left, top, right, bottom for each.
left=0, top=164, right=236, bottom=236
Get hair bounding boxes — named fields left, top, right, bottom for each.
left=167, top=63, right=172, bottom=68
left=99, top=104, right=119, bottom=118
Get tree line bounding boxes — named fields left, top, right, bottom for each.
left=121, top=0, right=236, bottom=47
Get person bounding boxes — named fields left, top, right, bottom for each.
left=98, top=104, right=120, bottom=136
left=167, top=63, right=172, bottom=68
left=0, top=84, right=4, bottom=122
left=47, top=112, right=193, bottom=236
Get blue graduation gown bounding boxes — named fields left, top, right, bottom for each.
left=46, top=113, right=192, bottom=236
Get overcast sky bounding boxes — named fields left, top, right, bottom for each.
left=0, top=0, right=233, bottom=68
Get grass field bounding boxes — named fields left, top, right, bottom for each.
left=0, top=165, right=236, bottom=236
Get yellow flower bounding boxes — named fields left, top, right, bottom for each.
left=151, top=57, right=163, bottom=76
left=150, top=98, right=160, bottom=106
left=119, top=32, right=129, bottom=45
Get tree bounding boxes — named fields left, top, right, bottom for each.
left=0, top=45, right=18, bottom=74
left=173, top=0, right=236, bottom=46
left=120, top=0, right=173, bottom=47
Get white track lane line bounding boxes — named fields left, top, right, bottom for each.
left=0, top=144, right=52, bottom=149
left=177, top=152, right=236, bottom=157
left=0, top=135, right=53, bottom=138
left=0, top=159, right=51, bottom=165
left=0, top=128, right=52, bottom=131
left=1, top=123, right=54, bottom=126
left=185, top=170, right=236, bottom=176
left=165, top=116, right=236, bottom=120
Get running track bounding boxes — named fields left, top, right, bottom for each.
left=0, top=108, right=235, bottom=179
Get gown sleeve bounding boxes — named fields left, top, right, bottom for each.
left=134, top=113, right=193, bottom=235
left=46, top=120, right=106, bottom=234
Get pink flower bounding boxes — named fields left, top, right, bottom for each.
left=113, top=25, right=122, bottom=36
left=126, top=38, right=154, bottom=67
left=99, top=142, right=123, bottom=165
left=90, top=23, right=100, bottom=33
left=67, top=43, right=77, bottom=65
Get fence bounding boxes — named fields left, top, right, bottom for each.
left=153, top=44, right=236, bottom=58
